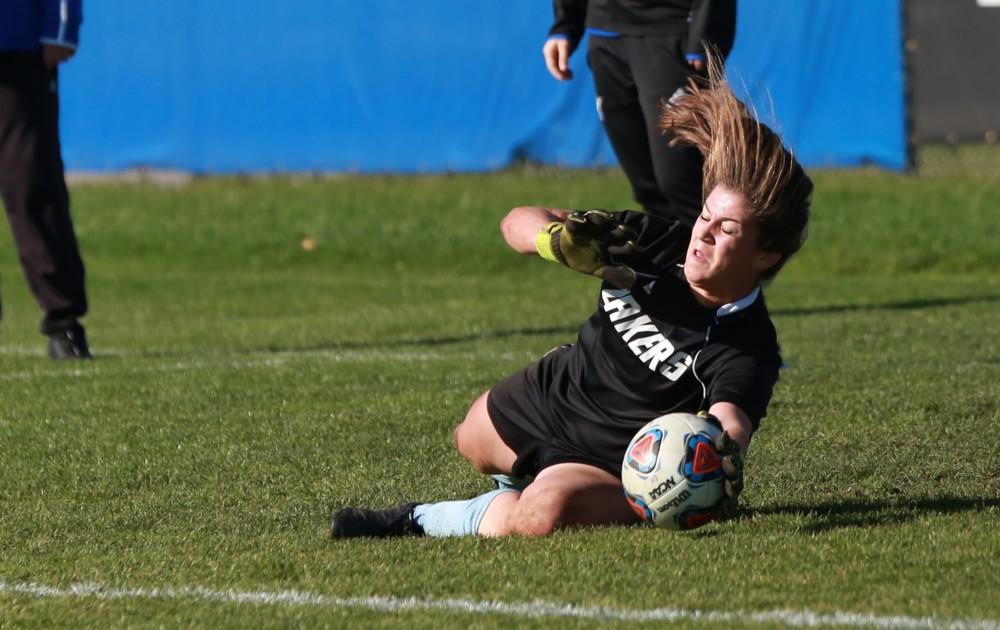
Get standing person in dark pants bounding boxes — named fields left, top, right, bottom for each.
left=543, top=0, right=736, bottom=228
left=0, top=0, right=91, bottom=359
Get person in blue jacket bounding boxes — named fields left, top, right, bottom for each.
left=0, top=0, right=91, bottom=359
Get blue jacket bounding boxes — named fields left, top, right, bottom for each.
left=0, top=0, right=83, bottom=52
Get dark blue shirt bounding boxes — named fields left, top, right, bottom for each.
left=0, top=0, right=83, bottom=52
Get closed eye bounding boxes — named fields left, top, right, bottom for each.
left=721, top=220, right=740, bottom=235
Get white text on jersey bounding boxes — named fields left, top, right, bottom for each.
left=602, top=288, right=693, bottom=381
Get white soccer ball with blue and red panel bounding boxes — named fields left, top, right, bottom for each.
left=621, top=412, right=726, bottom=530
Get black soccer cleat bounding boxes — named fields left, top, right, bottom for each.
left=48, top=323, right=92, bottom=360
left=330, top=502, right=424, bottom=539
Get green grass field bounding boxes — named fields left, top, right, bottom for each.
left=1, top=159, right=998, bottom=628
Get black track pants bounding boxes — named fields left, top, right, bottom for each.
left=587, top=34, right=705, bottom=227
left=0, top=52, right=87, bottom=334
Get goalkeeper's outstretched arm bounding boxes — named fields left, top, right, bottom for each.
left=500, top=206, right=570, bottom=255
left=501, top=205, right=639, bottom=289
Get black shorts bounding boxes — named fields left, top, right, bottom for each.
left=486, top=345, right=637, bottom=478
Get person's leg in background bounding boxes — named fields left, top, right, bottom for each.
left=587, top=35, right=673, bottom=218
left=630, top=35, right=706, bottom=229
left=0, top=53, right=90, bottom=359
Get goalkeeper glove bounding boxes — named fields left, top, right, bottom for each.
left=713, top=429, right=745, bottom=520
left=535, top=210, right=639, bottom=288
left=701, top=413, right=745, bottom=521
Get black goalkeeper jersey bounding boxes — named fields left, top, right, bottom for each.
left=572, top=210, right=780, bottom=428
left=488, top=211, right=781, bottom=476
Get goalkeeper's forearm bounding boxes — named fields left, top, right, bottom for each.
left=500, top=206, right=570, bottom=255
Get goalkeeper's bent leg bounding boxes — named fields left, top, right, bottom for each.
left=412, top=488, right=518, bottom=537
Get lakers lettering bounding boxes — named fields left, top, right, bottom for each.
left=602, top=289, right=693, bottom=381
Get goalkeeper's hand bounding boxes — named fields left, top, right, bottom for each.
left=534, top=210, right=639, bottom=288
left=699, top=413, right=745, bottom=521
left=713, top=429, right=745, bottom=521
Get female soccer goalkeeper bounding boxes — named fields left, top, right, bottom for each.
left=330, top=56, right=812, bottom=538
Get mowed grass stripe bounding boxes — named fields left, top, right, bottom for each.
left=4, top=580, right=999, bottom=629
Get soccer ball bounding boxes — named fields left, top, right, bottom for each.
left=621, top=412, right=726, bottom=530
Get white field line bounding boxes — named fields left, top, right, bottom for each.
left=0, top=347, right=521, bottom=381
left=1, top=580, right=998, bottom=628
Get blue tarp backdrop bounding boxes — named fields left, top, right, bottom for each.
left=60, top=0, right=905, bottom=173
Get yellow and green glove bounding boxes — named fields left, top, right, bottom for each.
left=535, top=210, right=639, bottom=288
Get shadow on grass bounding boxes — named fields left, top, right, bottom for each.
left=772, top=294, right=1000, bottom=318
left=235, top=294, right=1000, bottom=356
left=265, top=294, right=1000, bottom=354
left=749, top=496, right=1000, bottom=533
left=121, top=324, right=581, bottom=359
left=263, top=324, right=580, bottom=354
left=124, top=294, right=1000, bottom=359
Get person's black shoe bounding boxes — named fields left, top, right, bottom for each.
left=330, top=502, right=423, bottom=539
left=48, top=324, right=92, bottom=360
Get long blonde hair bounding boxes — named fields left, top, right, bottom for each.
left=660, top=54, right=812, bottom=279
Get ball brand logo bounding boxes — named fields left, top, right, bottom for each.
left=648, top=476, right=677, bottom=500
left=657, top=489, right=692, bottom=513
left=626, top=428, right=663, bottom=474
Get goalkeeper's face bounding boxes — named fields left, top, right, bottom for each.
left=684, top=186, right=781, bottom=304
